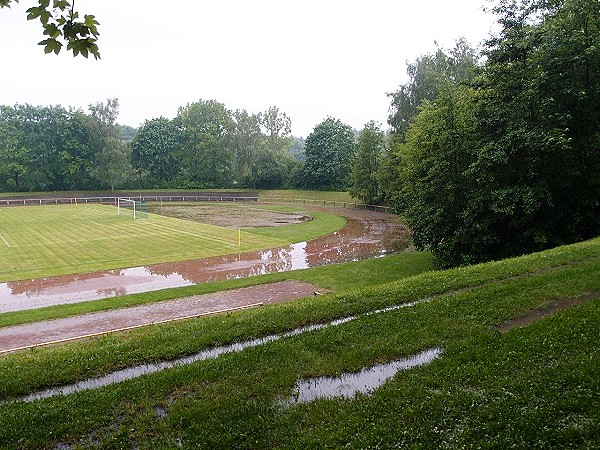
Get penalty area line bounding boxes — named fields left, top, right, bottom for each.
left=0, top=233, right=10, bottom=248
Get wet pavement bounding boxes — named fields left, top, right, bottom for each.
left=0, top=208, right=408, bottom=313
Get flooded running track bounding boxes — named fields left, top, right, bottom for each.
left=0, top=280, right=323, bottom=354
left=0, top=208, right=409, bottom=313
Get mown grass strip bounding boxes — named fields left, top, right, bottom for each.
left=0, top=204, right=344, bottom=282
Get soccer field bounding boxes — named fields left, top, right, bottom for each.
left=0, top=204, right=287, bottom=282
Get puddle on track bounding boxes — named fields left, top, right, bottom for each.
left=0, top=209, right=408, bottom=313
left=14, top=299, right=430, bottom=403
left=280, top=348, right=442, bottom=406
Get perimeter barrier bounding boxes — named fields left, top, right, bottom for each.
left=0, top=194, right=390, bottom=212
left=0, top=195, right=259, bottom=207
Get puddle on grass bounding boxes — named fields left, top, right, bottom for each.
left=281, top=348, right=442, bottom=406
left=15, top=299, right=431, bottom=404
left=0, top=209, right=409, bottom=312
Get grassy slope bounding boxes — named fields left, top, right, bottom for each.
left=258, top=189, right=355, bottom=203
left=0, top=238, right=598, bottom=448
left=0, top=204, right=344, bottom=282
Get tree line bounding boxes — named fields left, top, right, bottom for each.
left=0, top=98, right=364, bottom=192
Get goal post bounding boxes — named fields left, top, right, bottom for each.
left=117, top=198, right=137, bottom=219
left=116, top=198, right=148, bottom=220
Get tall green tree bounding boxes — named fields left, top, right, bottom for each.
left=230, top=109, right=263, bottom=181
left=260, top=106, right=292, bottom=154
left=302, top=117, right=356, bottom=191
left=88, top=98, right=131, bottom=192
left=470, top=0, right=600, bottom=257
left=57, top=109, right=96, bottom=190
left=376, top=133, right=405, bottom=212
left=177, top=100, right=235, bottom=187
left=399, top=86, right=478, bottom=268
left=0, top=121, right=27, bottom=190
left=91, top=138, right=130, bottom=193
left=131, top=117, right=181, bottom=184
left=396, top=0, right=600, bottom=268
left=387, top=39, right=479, bottom=138
left=349, top=121, right=385, bottom=204
left=0, top=104, right=96, bottom=191
left=246, top=148, right=300, bottom=189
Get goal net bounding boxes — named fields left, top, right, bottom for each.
left=117, top=198, right=149, bottom=220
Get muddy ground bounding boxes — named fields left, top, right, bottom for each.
left=151, top=204, right=310, bottom=228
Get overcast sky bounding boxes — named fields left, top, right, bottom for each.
left=0, top=1, right=497, bottom=137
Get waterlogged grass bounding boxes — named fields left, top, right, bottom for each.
left=0, top=239, right=598, bottom=448
left=249, top=210, right=346, bottom=242
left=0, top=204, right=344, bottom=283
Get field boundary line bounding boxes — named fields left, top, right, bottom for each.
left=0, top=234, right=10, bottom=248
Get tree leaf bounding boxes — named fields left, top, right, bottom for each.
left=38, top=38, right=62, bottom=55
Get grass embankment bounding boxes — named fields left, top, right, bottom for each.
left=259, top=189, right=355, bottom=203
left=0, top=238, right=599, bottom=448
left=0, top=203, right=344, bottom=283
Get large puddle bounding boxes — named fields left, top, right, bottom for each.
left=0, top=209, right=408, bottom=313
left=14, top=299, right=431, bottom=403
left=280, top=348, right=442, bottom=406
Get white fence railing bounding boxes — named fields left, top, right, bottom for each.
left=0, top=195, right=259, bottom=207
left=0, top=194, right=390, bottom=212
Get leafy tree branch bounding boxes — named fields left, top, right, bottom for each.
left=0, top=0, right=100, bottom=58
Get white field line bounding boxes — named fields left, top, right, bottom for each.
left=0, top=233, right=10, bottom=248
left=97, top=203, right=273, bottom=245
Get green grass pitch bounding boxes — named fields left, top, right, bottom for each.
left=0, top=204, right=287, bottom=283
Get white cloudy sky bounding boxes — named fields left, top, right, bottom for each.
left=0, top=1, right=497, bottom=137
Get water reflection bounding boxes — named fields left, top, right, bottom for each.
left=0, top=210, right=408, bottom=313
left=0, top=268, right=194, bottom=314
left=281, top=348, right=442, bottom=405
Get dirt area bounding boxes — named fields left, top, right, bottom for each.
left=496, top=292, right=599, bottom=332
left=151, top=204, right=310, bottom=228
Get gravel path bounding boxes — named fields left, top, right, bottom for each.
left=0, top=280, right=324, bottom=354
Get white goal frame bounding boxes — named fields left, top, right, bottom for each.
left=117, top=197, right=137, bottom=220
